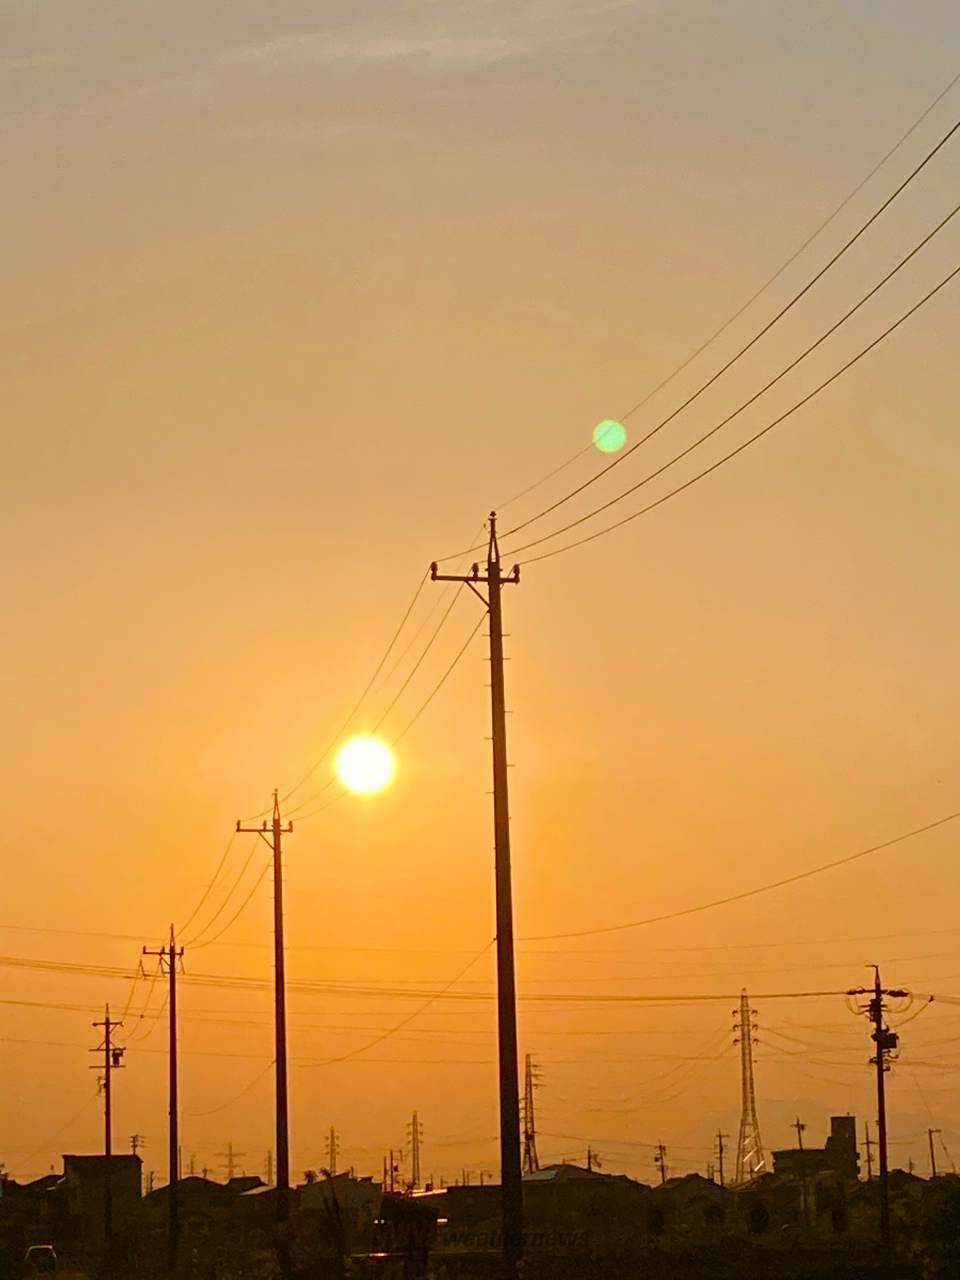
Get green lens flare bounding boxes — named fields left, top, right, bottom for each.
left=593, top=420, right=627, bottom=453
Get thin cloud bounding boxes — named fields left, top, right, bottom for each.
left=219, top=0, right=647, bottom=75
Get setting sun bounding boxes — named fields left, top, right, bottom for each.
left=335, top=734, right=397, bottom=795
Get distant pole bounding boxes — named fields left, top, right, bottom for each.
left=431, top=513, right=522, bottom=1280
left=408, top=1113, right=422, bottom=1189
left=864, top=1123, right=874, bottom=1182
left=266, top=1150, right=274, bottom=1185
left=794, top=1118, right=809, bottom=1228
left=237, top=792, right=293, bottom=1274
left=218, top=1143, right=245, bottom=1182
left=716, top=1131, right=727, bottom=1188
left=326, top=1128, right=339, bottom=1177
left=91, top=1005, right=124, bottom=1248
left=143, top=925, right=184, bottom=1267
left=522, top=1055, right=541, bottom=1175
left=848, top=966, right=908, bottom=1247
left=929, top=1129, right=940, bottom=1179
left=655, top=1144, right=667, bottom=1185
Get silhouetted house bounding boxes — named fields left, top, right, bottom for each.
left=297, top=1173, right=380, bottom=1255
left=61, top=1154, right=141, bottom=1249
left=142, top=1176, right=234, bottom=1239
left=649, top=1173, right=729, bottom=1238
left=772, top=1116, right=860, bottom=1182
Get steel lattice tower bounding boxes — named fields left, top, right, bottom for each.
left=522, top=1054, right=540, bottom=1175
left=733, top=990, right=766, bottom=1184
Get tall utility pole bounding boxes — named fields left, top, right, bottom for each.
left=237, top=791, right=293, bottom=1269
left=794, top=1118, right=810, bottom=1229
left=733, top=990, right=766, bottom=1184
left=90, top=1006, right=124, bottom=1246
left=864, top=1122, right=874, bottom=1181
left=848, top=967, right=908, bottom=1247
left=143, top=926, right=184, bottom=1267
left=928, top=1129, right=940, bottom=1179
left=715, top=1131, right=728, bottom=1188
left=654, top=1144, right=667, bottom=1185
left=522, top=1054, right=541, bottom=1176
left=408, top=1113, right=422, bottom=1189
left=431, top=512, right=522, bottom=1279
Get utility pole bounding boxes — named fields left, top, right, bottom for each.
left=407, top=1113, right=422, bottom=1189
left=237, top=791, right=293, bottom=1272
left=848, top=967, right=908, bottom=1248
left=91, top=1007, right=124, bottom=1156
left=586, top=1146, right=600, bottom=1172
left=90, top=1005, right=124, bottom=1248
left=188, top=1154, right=196, bottom=1178
left=716, top=1131, right=728, bottom=1188
left=864, top=1122, right=874, bottom=1182
left=733, top=991, right=766, bottom=1183
left=654, top=1144, right=667, bottom=1185
left=522, top=1054, right=541, bottom=1176
left=431, top=513, right=522, bottom=1280
left=130, top=1135, right=145, bottom=1157
left=928, top=1129, right=940, bottom=1179
left=218, top=1143, right=244, bottom=1182
left=143, top=925, right=184, bottom=1268
left=794, top=1118, right=810, bottom=1229
left=266, top=1150, right=274, bottom=1185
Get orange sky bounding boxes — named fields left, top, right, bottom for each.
left=2, top=1, right=960, bottom=1186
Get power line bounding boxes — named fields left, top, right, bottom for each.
left=183, top=838, right=264, bottom=947
left=300, top=942, right=494, bottom=1068
left=188, top=861, right=272, bottom=951
left=519, top=258, right=960, bottom=564
left=497, top=112, right=960, bottom=544
left=271, top=571, right=430, bottom=814
left=505, top=200, right=960, bottom=559
left=282, top=585, right=465, bottom=820
left=486, top=69, right=960, bottom=523
left=519, top=809, right=960, bottom=941
left=186, top=1061, right=274, bottom=1118
left=612, top=68, right=960, bottom=425
left=178, top=831, right=239, bottom=937
left=289, top=615, right=485, bottom=822
left=371, top=586, right=464, bottom=734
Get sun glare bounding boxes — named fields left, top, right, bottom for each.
left=335, top=735, right=397, bottom=795
left=593, top=419, right=627, bottom=453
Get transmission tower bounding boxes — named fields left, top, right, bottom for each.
left=407, top=1112, right=422, bottom=1189
left=733, top=989, right=766, bottom=1184
left=521, top=1054, right=541, bottom=1175
left=326, top=1127, right=340, bottom=1177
